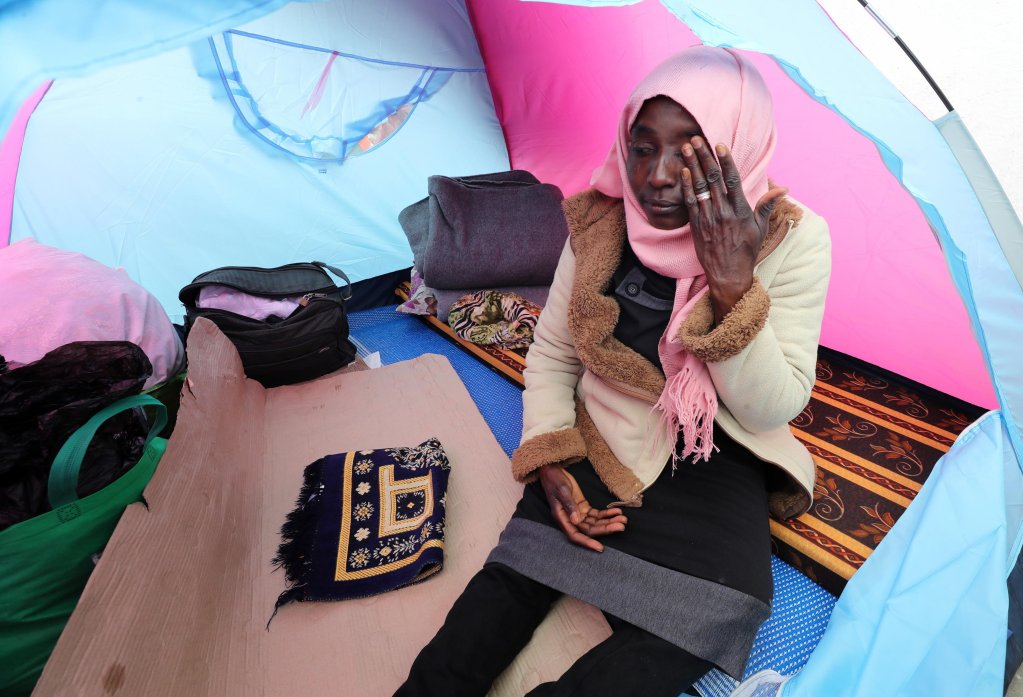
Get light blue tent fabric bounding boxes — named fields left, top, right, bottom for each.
left=10, top=0, right=509, bottom=319
left=207, top=30, right=463, bottom=163
left=782, top=412, right=1021, bottom=696
left=0, top=0, right=300, bottom=137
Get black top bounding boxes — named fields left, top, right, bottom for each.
left=603, top=239, right=773, bottom=602
left=610, top=242, right=677, bottom=367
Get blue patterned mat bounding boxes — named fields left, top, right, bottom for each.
left=349, top=306, right=835, bottom=696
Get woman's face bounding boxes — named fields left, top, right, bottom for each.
left=626, top=96, right=704, bottom=230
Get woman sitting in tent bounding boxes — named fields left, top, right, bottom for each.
left=396, top=46, right=831, bottom=697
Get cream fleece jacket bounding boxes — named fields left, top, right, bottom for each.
left=510, top=189, right=831, bottom=519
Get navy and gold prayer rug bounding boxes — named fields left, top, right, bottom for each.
left=272, top=437, right=451, bottom=617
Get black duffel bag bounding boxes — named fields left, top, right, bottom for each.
left=179, top=262, right=357, bottom=387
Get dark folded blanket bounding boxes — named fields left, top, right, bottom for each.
left=399, top=170, right=568, bottom=290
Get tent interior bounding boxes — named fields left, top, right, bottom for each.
left=2, top=1, right=1022, bottom=696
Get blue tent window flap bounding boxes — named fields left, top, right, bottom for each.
left=208, top=30, right=482, bottom=163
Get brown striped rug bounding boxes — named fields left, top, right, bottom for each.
left=773, top=353, right=983, bottom=594
left=395, top=282, right=985, bottom=595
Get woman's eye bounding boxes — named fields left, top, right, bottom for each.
left=630, top=146, right=654, bottom=156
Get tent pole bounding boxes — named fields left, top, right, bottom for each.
left=855, top=0, right=955, bottom=112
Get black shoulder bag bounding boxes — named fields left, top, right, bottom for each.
left=179, top=262, right=357, bottom=387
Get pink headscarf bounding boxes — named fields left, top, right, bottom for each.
left=591, top=46, right=777, bottom=463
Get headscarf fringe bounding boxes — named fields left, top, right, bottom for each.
left=655, top=363, right=718, bottom=469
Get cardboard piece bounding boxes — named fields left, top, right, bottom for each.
left=34, top=319, right=610, bottom=696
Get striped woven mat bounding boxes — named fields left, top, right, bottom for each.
left=395, top=283, right=985, bottom=595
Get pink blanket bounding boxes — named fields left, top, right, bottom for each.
left=0, top=239, right=184, bottom=387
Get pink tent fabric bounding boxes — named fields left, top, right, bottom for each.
left=0, top=82, right=48, bottom=248
left=467, top=0, right=996, bottom=409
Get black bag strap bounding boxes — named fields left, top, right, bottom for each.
left=312, top=261, right=352, bottom=301
left=180, top=262, right=353, bottom=306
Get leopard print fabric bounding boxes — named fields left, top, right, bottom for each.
left=446, top=290, right=542, bottom=350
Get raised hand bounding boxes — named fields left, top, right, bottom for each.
left=680, top=136, right=787, bottom=324
left=538, top=465, right=628, bottom=552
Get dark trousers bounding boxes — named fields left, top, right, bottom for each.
left=394, top=562, right=712, bottom=697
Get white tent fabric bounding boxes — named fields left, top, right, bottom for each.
left=816, top=0, right=1023, bottom=223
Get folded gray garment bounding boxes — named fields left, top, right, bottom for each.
left=399, top=171, right=568, bottom=290
left=434, top=286, right=551, bottom=322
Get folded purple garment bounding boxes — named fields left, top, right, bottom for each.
left=435, top=286, right=550, bottom=322
left=197, top=285, right=302, bottom=321
left=399, top=171, right=568, bottom=290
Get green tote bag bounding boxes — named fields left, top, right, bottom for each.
left=0, top=395, right=167, bottom=697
